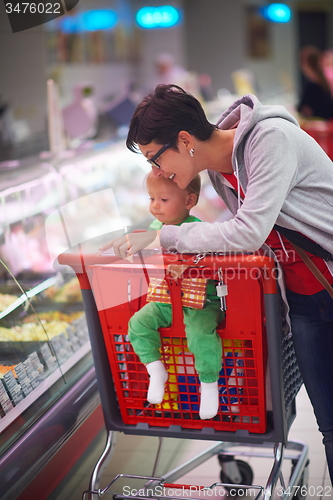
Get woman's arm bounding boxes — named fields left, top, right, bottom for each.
left=161, top=126, right=298, bottom=253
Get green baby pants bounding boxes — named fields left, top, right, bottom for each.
left=128, top=285, right=223, bottom=383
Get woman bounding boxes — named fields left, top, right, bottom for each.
left=100, top=84, right=333, bottom=482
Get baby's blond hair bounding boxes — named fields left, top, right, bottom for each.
left=145, top=172, right=201, bottom=206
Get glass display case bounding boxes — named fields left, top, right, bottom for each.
left=0, top=142, right=150, bottom=499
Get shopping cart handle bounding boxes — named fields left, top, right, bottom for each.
left=58, top=251, right=278, bottom=294
left=58, top=250, right=275, bottom=268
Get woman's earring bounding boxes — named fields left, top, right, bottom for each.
left=189, top=148, right=195, bottom=157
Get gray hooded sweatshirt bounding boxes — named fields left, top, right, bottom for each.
left=161, top=94, right=333, bottom=275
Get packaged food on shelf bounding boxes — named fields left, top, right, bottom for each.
left=0, top=320, right=71, bottom=342
left=0, top=140, right=152, bottom=474
left=0, top=309, right=87, bottom=365
left=0, top=379, right=15, bottom=417
left=1, top=368, right=25, bottom=406
left=21, top=311, right=83, bottom=324
left=0, top=365, right=17, bottom=378
left=43, top=276, right=83, bottom=303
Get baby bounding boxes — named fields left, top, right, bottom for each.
left=128, top=172, right=224, bottom=419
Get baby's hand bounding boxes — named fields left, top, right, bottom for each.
left=166, top=264, right=189, bottom=280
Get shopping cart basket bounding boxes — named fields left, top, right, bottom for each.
left=58, top=249, right=309, bottom=500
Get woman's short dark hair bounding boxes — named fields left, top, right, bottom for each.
left=186, top=174, right=201, bottom=204
left=126, top=84, right=215, bottom=152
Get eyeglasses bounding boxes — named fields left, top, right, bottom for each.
left=147, top=143, right=171, bottom=169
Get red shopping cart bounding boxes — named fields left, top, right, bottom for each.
left=58, top=249, right=308, bottom=500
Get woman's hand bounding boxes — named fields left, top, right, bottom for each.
left=99, top=230, right=161, bottom=260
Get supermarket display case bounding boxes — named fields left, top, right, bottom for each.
left=0, top=142, right=150, bottom=500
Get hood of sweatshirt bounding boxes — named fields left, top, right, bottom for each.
left=212, top=94, right=301, bottom=207
left=216, top=93, right=299, bottom=131
left=216, top=93, right=300, bottom=174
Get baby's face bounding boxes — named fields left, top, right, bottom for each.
left=148, top=181, right=190, bottom=225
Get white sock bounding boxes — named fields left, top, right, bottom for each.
left=199, top=381, right=219, bottom=420
left=146, top=360, right=168, bottom=404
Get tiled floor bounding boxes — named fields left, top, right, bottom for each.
left=48, top=385, right=332, bottom=500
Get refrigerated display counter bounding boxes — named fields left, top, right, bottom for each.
left=0, top=141, right=150, bottom=500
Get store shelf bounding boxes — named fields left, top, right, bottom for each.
left=0, top=341, right=91, bottom=433
left=0, top=140, right=151, bottom=498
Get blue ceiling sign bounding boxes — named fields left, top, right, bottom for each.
left=260, top=3, right=291, bottom=23
left=81, top=10, right=118, bottom=31
left=136, top=6, right=180, bottom=29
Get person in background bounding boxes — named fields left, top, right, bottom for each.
left=322, top=48, right=333, bottom=97
left=128, top=172, right=223, bottom=420
left=100, top=84, right=333, bottom=484
left=198, top=73, right=215, bottom=102
left=297, top=45, right=333, bottom=120
left=150, top=53, right=202, bottom=101
left=151, top=53, right=188, bottom=90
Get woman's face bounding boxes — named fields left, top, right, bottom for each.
left=139, top=139, right=197, bottom=190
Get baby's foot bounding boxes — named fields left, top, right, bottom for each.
left=199, top=381, right=219, bottom=420
left=146, top=360, right=168, bottom=404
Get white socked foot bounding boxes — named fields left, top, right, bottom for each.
left=146, top=360, right=168, bottom=404
left=199, top=381, right=219, bottom=420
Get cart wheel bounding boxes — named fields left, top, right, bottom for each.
left=219, top=459, right=254, bottom=494
left=290, top=459, right=310, bottom=499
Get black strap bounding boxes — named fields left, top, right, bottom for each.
left=274, top=224, right=333, bottom=262
left=287, top=241, right=333, bottom=299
